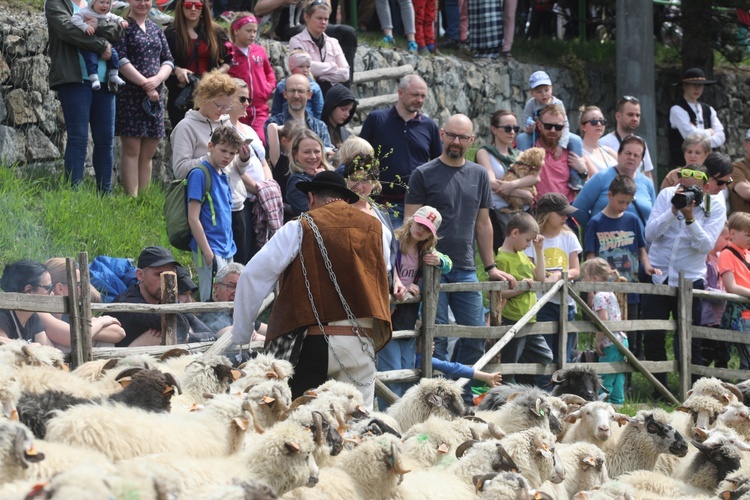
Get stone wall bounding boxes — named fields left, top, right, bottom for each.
left=1, top=4, right=746, bottom=184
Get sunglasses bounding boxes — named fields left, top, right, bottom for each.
left=34, top=283, right=54, bottom=294
left=584, top=118, right=607, bottom=126
left=495, top=125, right=520, bottom=134
left=237, top=96, right=249, bottom=104
left=713, top=176, right=733, bottom=186
left=680, top=169, right=708, bottom=181
left=183, top=1, right=203, bottom=9
left=541, top=122, right=564, bottom=131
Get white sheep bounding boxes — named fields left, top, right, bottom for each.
left=494, top=428, right=565, bottom=489
left=117, top=420, right=318, bottom=496
left=538, top=442, right=607, bottom=499
left=717, top=402, right=750, bottom=440
left=0, top=362, right=20, bottom=421
left=232, top=353, right=294, bottom=391
left=474, top=471, right=537, bottom=500
left=172, top=355, right=239, bottom=406
left=562, top=401, right=630, bottom=447
left=282, top=406, right=343, bottom=468
left=243, top=379, right=293, bottom=429
left=0, top=341, right=66, bottom=370
left=45, top=395, right=256, bottom=461
left=674, top=394, right=728, bottom=439
left=688, top=377, right=743, bottom=405
left=606, top=408, right=688, bottom=478
left=615, top=470, right=715, bottom=499
left=475, top=389, right=557, bottom=436
left=193, top=479, right=278, bottom=500
left=12, top=363, right=121, bottom=399
left=386, top=378, right=465, bottom=432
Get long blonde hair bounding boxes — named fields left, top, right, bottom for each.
left=395, top=216, right=439, bottom=256
left=288, top=129, right=332, bottom=174
left=535, top=211, right=573, bottom=235
left=580, top=257, right=628, bottom=317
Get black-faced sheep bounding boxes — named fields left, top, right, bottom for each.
left=385, top=378, right=465, bottom=432
left=605, top=409, right=688, bottom=478
left=17, top=368, right=180, bottom=438
left=548, top=366, right=605, bottom=402
left=673, top=426, right=750, bottom=492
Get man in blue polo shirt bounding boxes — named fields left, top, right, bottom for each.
left=360, top=74, right=442, bottom=227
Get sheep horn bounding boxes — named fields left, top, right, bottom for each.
left=20, top=345, right=42, bottom=366
left=550, top=369, right=566, bottom=384
left=559, top=394, right=587, bottom=407
left=312, top=411, right=325, bottom=445
left=470, top=427, right=480, bottom=441
left=488, top=422, right=505, bottom=440
left=244, top=403, right=265, bottom=434
left=723, top=383, right=744, bottom=404
left=472, top=473, right=498, bottom=493
left=163, top=373, right=181, bottom=395
left=462, top=416, right=487, bottom=424
left=159, top=348, right=190, bottom=362
left=333, top=406, right=349, bottom=433
left=272, top=362, right=286, bottom=380
left=237, top=361, right=248, bottom=370
left=455, top=439, right=478, bottom=459
left=114, top=367, right=144, bottom=382
left=102, top=358, right=119, bottom=372
left=389, top=442, right=411, bottom=476
left=203, top=392, right=215, bottom=399
left=286, top=394, right=317, bottom=413
left=496, top=443, right=521, bottom=472
left=274, top=396, right=289, bottom=416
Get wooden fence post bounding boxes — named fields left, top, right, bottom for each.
left=677, top=272, right=693, bottom=401
left=78, top=252, right=93, bottom=363
left=65, top=258, right=83, bottom=368
left=559, top=272, right=569, bottom=371
left=421, top=265, right=440, bottom=379
left=161, top=272, right=178, bottom=345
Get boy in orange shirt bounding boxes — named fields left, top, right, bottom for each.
left=718, top=212, right=750, bottom=369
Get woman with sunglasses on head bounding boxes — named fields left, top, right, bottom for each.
left=579, top=105, right=617, bottom=177
left=660, top=133, right=712, bottom=190
left=228, top=78, right=273, bottom=262
left=0, top=260, right=55, bottom=346
left=164, top=0, right=232, bottom=130
left=475, top=110, right=539, bottom=251
left=572, top=134, right=656, bottom=230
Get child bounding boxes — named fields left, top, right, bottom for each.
left=71, top=0, right=128, bottom=90
left=719, top=212, right=750, bottom=369
left=526, top=193, right=581, bottom=368
left=581, top=258, right=628, bottom=404
left=187, top=126, right=241, bottom=301
left=702, top=224, right=729, bottom=368
left=516, top=70, right=585, bottom=190
left=496, top=212, right=550, bottom=383
left=413, top=0, right=436, bottom=53
left=584, top=175, right=660, bottom=360
left=380, top=206, right=452, bottom=401
left=228, top=13, right=276, bottom=144
left=270, top=49, right=324, bottom=120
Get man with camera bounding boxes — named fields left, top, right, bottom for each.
left=641, top=162, right=728, bottom=397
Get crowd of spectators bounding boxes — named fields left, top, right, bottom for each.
left=9, top=0, right=746, bottom=403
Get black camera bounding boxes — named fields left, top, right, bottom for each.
left=671, top=184, right=704, bottom=210
left=174, top=73, right=199, bottom=111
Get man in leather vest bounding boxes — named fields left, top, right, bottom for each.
left=233, top=171, right=392, bottom=409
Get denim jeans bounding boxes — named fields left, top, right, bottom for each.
left=443, top=0, right=459, bottom=40
left=57, top=82, right=115, bottom=192
left=376, top=337, right=417, bottom=409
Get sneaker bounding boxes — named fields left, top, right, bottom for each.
left=568, top=181, right=583, bottom=191
left=417, top=45, right=428, bottom=53
left=407, top=40, right=418, bottom=53
left=440, top=38, right=460, bottom=50
left=502, top=51, right=513, bottom=60
left=107, top=80, right=119, bottom=93
left=149, top=7, right=172, bottom=25
left=382, top=35, right=394, bottom=46
left=426, top=43, right=435, bottom=53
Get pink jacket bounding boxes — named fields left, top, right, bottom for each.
left=288, top=29, right=349, bottom=84
left=228, top=43, right=276, bottom=135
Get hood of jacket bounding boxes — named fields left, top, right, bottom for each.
left=321, top=84, right=357, bottom=129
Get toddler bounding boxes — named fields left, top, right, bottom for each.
left=71, top=0, right=128, bottom=90
left=271, top=49, right=324, bottom=120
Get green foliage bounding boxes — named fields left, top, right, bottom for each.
left=0, top=167, right=192, bottom=269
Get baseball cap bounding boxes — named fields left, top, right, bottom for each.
left=413, top=205, right=442, bottom=237
left=137, top=246, right=179, bottom=269
left=536, top=193, right=576, bottom=215
left=529, top=71, right=552, bottom=89
left=176, top=266, right=198, bottom=295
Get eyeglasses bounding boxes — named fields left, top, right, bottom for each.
left=217, top=282, right=238, bottom=291
left=540, top=122, right=564, bottom=131
left=584, top=118, right=607, bottom=126
left=237, top=96, right=249, bottom=104
left=285, top=88, right=311, bottom=95
left=60, top=281, right=81, bottom=288
left=443, top=130, right=473, bottom=143
left=34, top=283, right=54, bottom=294
left=496, top=125, right=520, bottom=134
left=713, top=176, right=733, bottom=186
left=212, top=100, right=233, bottom=111
left=680, top=169, right=709, bottom=181
left=183, top=1, right=203, bottom=9
left=131, top=0, right=151, bottom=3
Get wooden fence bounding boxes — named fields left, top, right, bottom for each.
left=2, top=253, right=749, bottom=404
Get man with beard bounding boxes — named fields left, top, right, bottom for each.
left=405, top=114, right=516, bottom=404
left=599, top=95, right=655, bottom=181
left=360, top=74, right=442, bottom=227
left=265, top=73, right=332, bottom=150
left=533, top=104, right=587, bottom=203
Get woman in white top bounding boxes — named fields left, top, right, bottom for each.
left=229, top=78, right=272, bottom=262
left=580, top=105, right=618, bottom=176
left=475, top=110, right=539, bottom=251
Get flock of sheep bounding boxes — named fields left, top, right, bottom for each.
left=2, top=339, right=750, bottom=499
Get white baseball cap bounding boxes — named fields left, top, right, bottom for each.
left=529, top=71, right=552, bottom=89
left=413, top=206, right=442, bottom=237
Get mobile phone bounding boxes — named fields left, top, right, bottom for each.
left=244, top=138, right=253, bottom=145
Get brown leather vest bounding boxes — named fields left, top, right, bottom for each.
left=264, top=201, right=392, bottom=351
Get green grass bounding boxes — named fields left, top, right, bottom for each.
left=0, top=166, right=192, bottom=268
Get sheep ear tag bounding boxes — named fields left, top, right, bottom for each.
left=437, top=443, right=450, bottom=454
left=24, top=483, right=47, bottom=499
left=427, top=393, right=443, bottom=407
left=231, top=369, right=242, bottom=381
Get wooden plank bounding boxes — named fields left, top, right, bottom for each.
left=357, top=94, right=398, bottom=111
left=420, top=266, right=440, bottom=379
left=353, top=64, right=414, bottom=84
left=691, top=364, right=750, bottom=381
left=204, top=291, right=276, bottom=356
left=434, top=319, right=676, bottom=340
left=392, top=329, right=419, bottom=340
left=160, top=272, right=178, bottom=346
left=0, top=293, right=68, bottom=314
left=376, top=368, right=421, bottom=383
left=92, top=339, right=266, bottom=359
left=78, top=252, right=93, bottom=363
left=570, top=291, right=680, bottom=405
left=692, top=326, right=750, bottom=344
left=455, top=280, right=564, bottom=388
left=572, top=282, right=677, bottom=296
left=492, top=360, right=678, bottom=375
left=489, top=290, right=502, bottom=327
left=66, top=258, right=82, bottom=368
left=559, top=273, right=569, bottom=372
left=374, top=379, right=400, bottom=405
left=677, top=274, right=692, bottom=401
left=92, top=301, right=236, bottom=314
left=693, top=289, right=750, bottom=304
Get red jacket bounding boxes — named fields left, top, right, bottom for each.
left=228, top=43, right=276, bottom=141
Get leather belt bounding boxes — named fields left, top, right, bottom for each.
left=307, top=325, right=373, bottom=337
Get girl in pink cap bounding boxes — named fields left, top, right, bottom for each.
left=228, top=12, right=276, bottom=144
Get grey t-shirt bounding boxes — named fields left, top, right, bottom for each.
left=406, top=158, right=492, bottom=269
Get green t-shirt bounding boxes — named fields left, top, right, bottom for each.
left=495, top=249, right=537, bottom=322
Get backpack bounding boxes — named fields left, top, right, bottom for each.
left=164, top=164, right=215, bottom=251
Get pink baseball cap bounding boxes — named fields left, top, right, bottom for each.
left=413, top=205, right=442, bottom=237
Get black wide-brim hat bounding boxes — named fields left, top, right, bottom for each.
left=673, top=67, right=717, bottom=86
left=296, top=171, right=360, bottom=204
